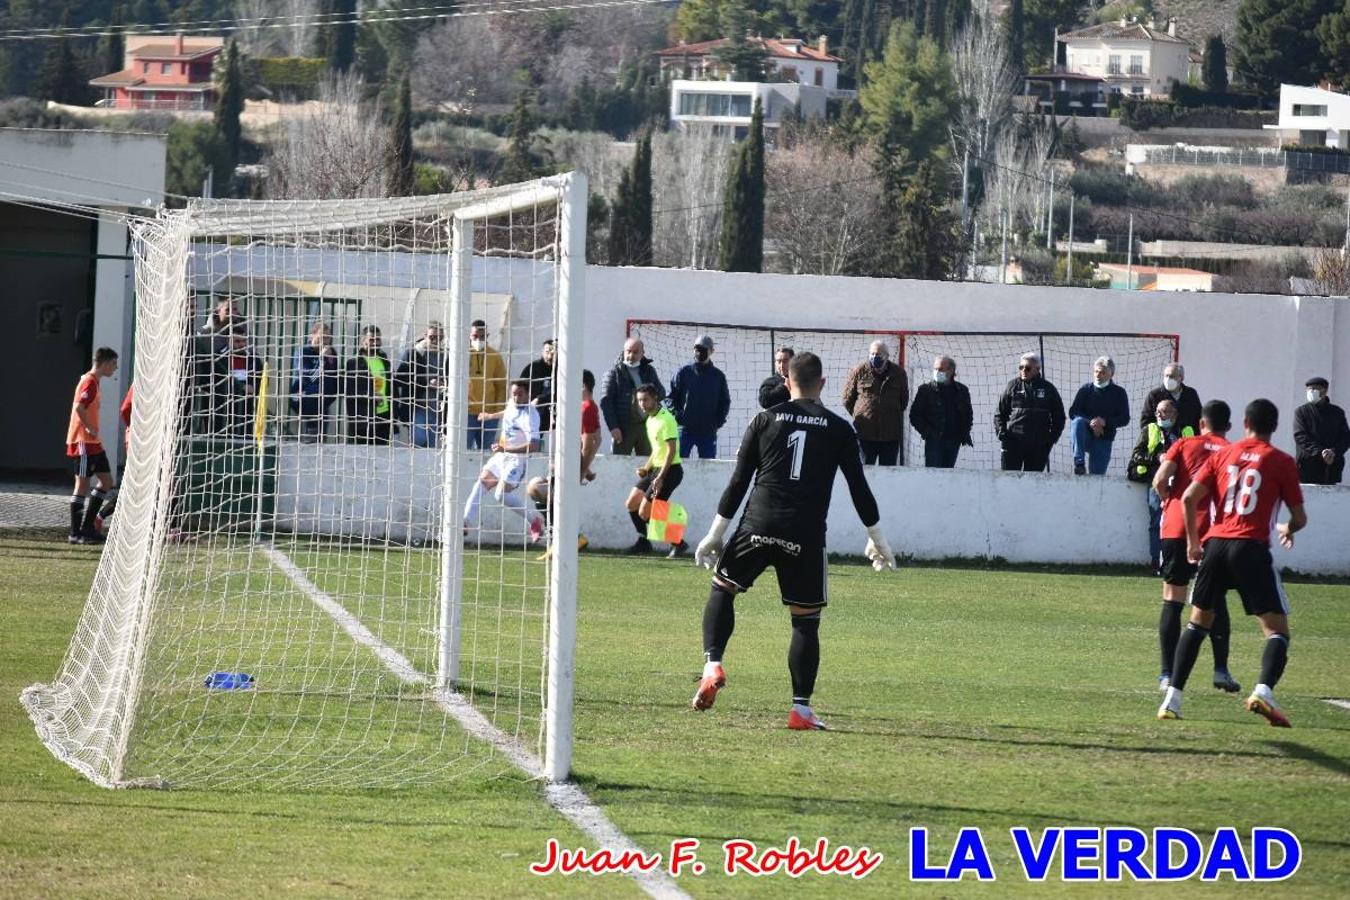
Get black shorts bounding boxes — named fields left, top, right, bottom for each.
left=1190, top=538, right=1289, bottom=617
left=1159, top=538, right=1196, bottom=586
left=636, top=463, right=683, bottom=501
left=714, top=527, right=828, bottom=609
left=71, top=451, right=111, bottom=478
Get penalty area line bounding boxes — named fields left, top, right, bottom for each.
left=262, top=544, right=690, bottom=900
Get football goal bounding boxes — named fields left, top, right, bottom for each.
left=23, top=174, right=588, bottom=789
left=628, top=320, right=1178, bottom=476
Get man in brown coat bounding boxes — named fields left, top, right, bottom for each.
left=842, top=339, right=909, bottom=465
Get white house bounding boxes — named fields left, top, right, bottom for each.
left=1264, top=84, right=1350, bottom=148
left=1057, top=19, right=1191, bottom=98
left=667, top=80, right=828, bottom=140
left=656, top=36, right=844, bottom=91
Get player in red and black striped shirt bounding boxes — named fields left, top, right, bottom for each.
left=1158, top=399, right=1307, bottom=727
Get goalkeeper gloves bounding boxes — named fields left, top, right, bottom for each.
left=864, top=524, right=897, bottom=572
left=695, top=515, right=732, bottom=569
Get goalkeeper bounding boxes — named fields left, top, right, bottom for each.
left=691, top=351, right=895, bottom=731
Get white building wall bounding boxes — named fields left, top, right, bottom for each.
left=1274, top=84, right=1350, bottom=147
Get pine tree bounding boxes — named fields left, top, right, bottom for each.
left=861, top=21, right=955, bottom=176
left=500, top=91, right=536, bottom=184
left=607, top=130, right=653, bottom=265
left=36, top=20, right=89, bottom=106
left=214, top=39, right=244, bottom=192
left=387, top=72, right=414, bottom=197
left=1317, top=1, right=1350, bottom=89
left=1202, top=35, right=1229, bottom=93
left=719, top=99, right=765, bottom=273
left=893, top=161, right=960, bottom=280
left=713, top=1, right=770, bottom=81
left=1236, top=0, right=1338, bottom=97
left=328, top=0, right=357, bottom=73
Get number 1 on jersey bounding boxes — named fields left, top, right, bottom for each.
left=787, top=429, right=806, bottom=480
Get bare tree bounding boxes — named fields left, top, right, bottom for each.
left=234, top=0, right=280, bottom=57
left=414, top=17, right=518, bottom=111
left=282, top=0, right=319, bottom=58
left=266, top=74, right=389, bottom=199
left=766, top=140, right=883, bottom=275
left=540, top=127, right=630, bottom=200
left=652, top=128, right=733, bottom=269
left=950, top=11, right=1017, bottom=199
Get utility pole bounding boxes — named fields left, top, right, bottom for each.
left=1046, top=169, right=1055, bottom=250
left=960, top=148, right=971, bottom=227
left=1000, top=206, right=1009, bottom=284
left=1126, top=212, right=1134, bottom=289
left=1066, top=191, right=1076, bottom=286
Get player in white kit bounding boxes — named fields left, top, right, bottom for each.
left=464, top=379, right=545, bottom=543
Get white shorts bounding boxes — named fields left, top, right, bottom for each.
left=484, top=452, right=526, bottom=487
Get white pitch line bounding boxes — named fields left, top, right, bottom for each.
left=263, top=544, right=690, bottom=900
left=1323, top=699, right=1350, bottom=712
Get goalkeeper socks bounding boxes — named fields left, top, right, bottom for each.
left=629, top=509, right=646, bottom=536
left=1159, top=601, right=1182, bottom=675
left=80, top=490, right=105, bottom=534
left=1169, top=621, right=1209, bottom=691
left=1210, top=600, right=1232, bottom=673
left=702, top=586, right=736, bottom=663
left=69, top=495, right=87, bottom=536
left=788, top=613, right=821, bottom=702
left=1258, top=634, right=1289, bottom=689
left=463, top=482, right=484, bottom=527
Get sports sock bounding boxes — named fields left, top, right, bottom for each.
left=462, top=482, right=484, bottom=527
left=1209, top=600, right=1232, bottom=673
left=80, top=489, right=105, bottom=534
left=99, top=488, right=118, bottom=523
left=788, top=613, right=821, bottom=704
left=1169, top=621, right=1209, bottom=691
left=499, top=488, right=529, bottom=521
left=1159, top=601, right=1182, bottom=675
left=69, top=494, right=87, bottom=536
left=629, top=509, right=647, bottom=536
left=702, top=586, right=735, bottom=663
left=1258, top=634, right=1290, bottom=690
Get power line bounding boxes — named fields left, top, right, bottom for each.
left=0, top=157, right=190, bottom=202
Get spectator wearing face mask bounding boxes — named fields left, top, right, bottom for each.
left=843, top=339, right=909, bottom=465
left=1141, top=362, right=1202, bottom=434
left=1129, top=398, right=1194, bottom=574
left=1068, top=355, right=1131, bottom=475
left=1293, top=377, right=1349, bottom=485
left=467, top=319, right=508, bottom=451
left=908, top=355, right=973, bottom=468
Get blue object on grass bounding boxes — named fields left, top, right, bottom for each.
left=204, top=672, right=255, bottom=690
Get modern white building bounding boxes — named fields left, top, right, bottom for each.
left=0, top=128, right=166, bottom=473
left=667, top=79, right=829, bottom=140
left=1264, top=84, right=1350, bottom=148
left=1057, top=19, right=1191, bottom=98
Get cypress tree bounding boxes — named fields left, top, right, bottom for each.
left=607, top=130, right=653, bottom=266
left=1202, top=34, right=1228, bottom=93
left=1009, top=0, right=1025, bottom=75
left=718, top=99, right=765, bottom=273
left=101, top=6, right=125, bottom=77
left=388, top=71, right=414, bottom=196
left=893, top=161, right=959, bottom=280
left=214, top=39, right=244, bottom=193
left=500, top=91, right=536, bottom=184
left=36, top=19, right=89, bottom=106
left=328, top=0, right=357, bottom=74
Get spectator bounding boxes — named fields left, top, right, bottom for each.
left=467, top=319, right=508, bottom=451
left=1068, top=355, right=1131, bottom=475
left=519, top=338, right=555, bottom=433
left=909, top=355, right=973, bottom=468
left=669, top=334, right=731, bottom=459
left=994, top=351, right=1066, bottom=472
left=758, top=346, right=794, bottom=409
left=290, top=321, right=339, bottom=442
left=201, top=297, right=240, bottom=335
left=623, top=383, right=686, bottom=557
left=1129, top=398, right=1193, bottom=573
left=1293, top=376, right=1349, bottom=485
left=1141, top=362, right=1202, bottom=433
left=344, top=325, right=393, bottom=445
left=528, top=368, right=602, bottom=557
left=212, top=324, right=263, bottom=438
left=842, top=339, right=909, bottom=465
left=394, top=321, right=447, bottom=448
left=600, top=337, right=664, bottom=455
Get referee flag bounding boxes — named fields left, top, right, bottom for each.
left=646, top=499, right=687, bottom=544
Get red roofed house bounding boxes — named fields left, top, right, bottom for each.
left=656, top=36, right=843, bottom=91
left=89, top=34, right=225, bottom=112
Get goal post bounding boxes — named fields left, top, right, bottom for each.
left=627, top=319, right=1178, bottom=476
left=23, top=174, right=587, bottom=790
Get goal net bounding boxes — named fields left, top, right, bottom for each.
left=22, top=174, right=587, bottom=789
left=628, top=320, right=1177, bottom=476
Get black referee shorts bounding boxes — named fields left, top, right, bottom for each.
left=636, top=463, right=683, bottom=501
left=714, top=527, right=828, bottom=609
left=1159, top=538, right=1197, bottom=586
left=1190, top=537, right=1289, bottom=617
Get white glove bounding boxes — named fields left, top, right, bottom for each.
left=695, top=515, right=732, bottom=569
left=864, top=524, right=896, bottom=572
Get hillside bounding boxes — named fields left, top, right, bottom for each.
left=1153, top=0, right=1244, bottom=47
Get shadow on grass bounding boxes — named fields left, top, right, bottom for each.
left=1266, top=740, right=1350, bottom=777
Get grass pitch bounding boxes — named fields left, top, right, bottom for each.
left=2, top=532, right=1349, bottom=897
